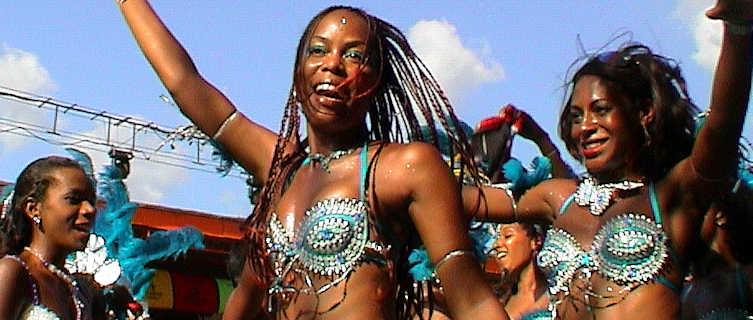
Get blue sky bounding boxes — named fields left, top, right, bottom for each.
left=1, top=1, right=749, bottom=218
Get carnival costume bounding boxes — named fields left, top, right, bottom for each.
left=265, top=143, right=392, bottom=315
left=2, top=254, right=89, bottom=320
left=537, top=179, right=682, bottom=316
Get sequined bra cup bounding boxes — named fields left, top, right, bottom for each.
left=3, top=255, right=64, bottom=320
left=519, top=309, right=553, bottom=320
left=537, top=183, right=678, bottom=302
left=265, top=143, right=390, bottom=313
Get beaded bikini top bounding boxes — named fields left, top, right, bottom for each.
left=265, top=143, right=390, bottom=314
left=537, top=182, right=678, bottom=309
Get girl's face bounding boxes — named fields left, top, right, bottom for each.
left=494, top=223, right=538, bottom=274
left=568, top=75, right=643, bottom=178
left=299, top=9, right=379, bottom=133
left=32, top=167, right=96, bottom=252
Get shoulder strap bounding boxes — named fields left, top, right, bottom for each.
left=559, top=193, right=576, bottom=216
left=649, top=182, right=686, bottom=285
left=359, top=141, right=369, bottom=200
left=649, top=182, right=662, bottom=224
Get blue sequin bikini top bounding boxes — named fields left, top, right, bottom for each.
left=537, top=183, right=680, bottom=301
left=265, top=143, right=390, bottom=308
left=519, top=309, right=553, bottom=320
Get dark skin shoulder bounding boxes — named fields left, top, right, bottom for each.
left=0, top=256, right=33, bottom=319
left=370, top=141, right=508, bottom=319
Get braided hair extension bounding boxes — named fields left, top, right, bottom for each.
left=241, top=6, right=481, bottom=319
left=558, top=43, right=699, bottom=181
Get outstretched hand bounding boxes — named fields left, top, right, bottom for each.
left=707, top=0, right=753, bottom=23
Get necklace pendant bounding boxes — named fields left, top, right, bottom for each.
left=574, top=177, right=644, bottom=216
left=306, top=147, right=357, bottom=173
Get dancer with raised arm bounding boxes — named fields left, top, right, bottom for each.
left=464, top=1, right=753, bottom=318
left=115, top=1, right=507, bottom=319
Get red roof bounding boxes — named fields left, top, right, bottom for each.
left=133, top=203, right=245, bottom=240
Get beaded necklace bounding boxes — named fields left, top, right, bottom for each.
left=25, top=247, right=84, bottom=320
left=303, top=144, right=361, bottom=173
left=573, top=176, right=645, bottom=216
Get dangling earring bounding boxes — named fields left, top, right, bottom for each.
left=32, top=215, right=44, bottom=232
left=642, top=123, right=652, bottom=147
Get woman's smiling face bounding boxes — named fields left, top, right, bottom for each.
left=494, top=223, right=538, bottom=274
left=568, top=75, right=643, bottom=178
left=34, top=167, right=97, bottom=252
left=298, top=9, right=379, bottom=133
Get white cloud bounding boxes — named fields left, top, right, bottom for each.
left=674, top=0, right=721, bottom=72
left=77, top=121, right=189, bottom=204
left=0, top=45, right=188, bottom=205
left=0, top=45, right=57, bottom=156
left=407, top=20, right=504, bottom=105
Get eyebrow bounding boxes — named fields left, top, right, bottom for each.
left=309, top=36, right=366, bottom=48
left=310, top=35, right=329, bottom=43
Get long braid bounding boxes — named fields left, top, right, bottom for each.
left=243, top=6, right=482, bottom=319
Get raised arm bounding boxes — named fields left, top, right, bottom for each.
left=462, top=179, right=559, bottom=225
left=394, top=143, right=508, bottom=320
left=512, top=106, right=576, bottom=179
left=116, top=0, right=278, bottom=182
left=678, top=0, right=752, bottom=187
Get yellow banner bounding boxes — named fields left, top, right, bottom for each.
left=145, top=270, right=173, bottom=309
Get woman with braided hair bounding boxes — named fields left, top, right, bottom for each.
left=115, top=2, right=507, bottom=319
left=463, top=0, right=753, bottom=318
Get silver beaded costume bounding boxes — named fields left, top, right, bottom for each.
left=537, top=182, right=679, bottom=314
left=264, top=144, right=390, bottom=314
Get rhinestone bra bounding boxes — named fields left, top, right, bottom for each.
left=266, top=198, right=387, bottom=277
left=264, top=143, right=390, bottom=314
left=537, top=183, right=672, bottom=299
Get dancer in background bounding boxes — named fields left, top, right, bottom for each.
left=0, top=156, right=98, bottom=319
left=115, top=1, right=507, bottom=319
left=464, top=0, right=753, bottom=318
left=488, top=223, right=548, bottom=320
left=681, top=164, right=753, bottom=319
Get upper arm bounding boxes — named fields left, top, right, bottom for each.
left=0, top=257, right=29, bottom=319
left=119, top=1, right=280, bottom=181
left=395, top=143, right=508, bottom=319
left=681, top=26, right=752, bottom=185
left=223, top=261, right=265, bottom=320
left=516, top=181, right=559, bottom=224
left=463, top=181, right=557, bottom=225
left=399, top=143, right=471, bottom=256
left=210, top=110, right=279, bottom=182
